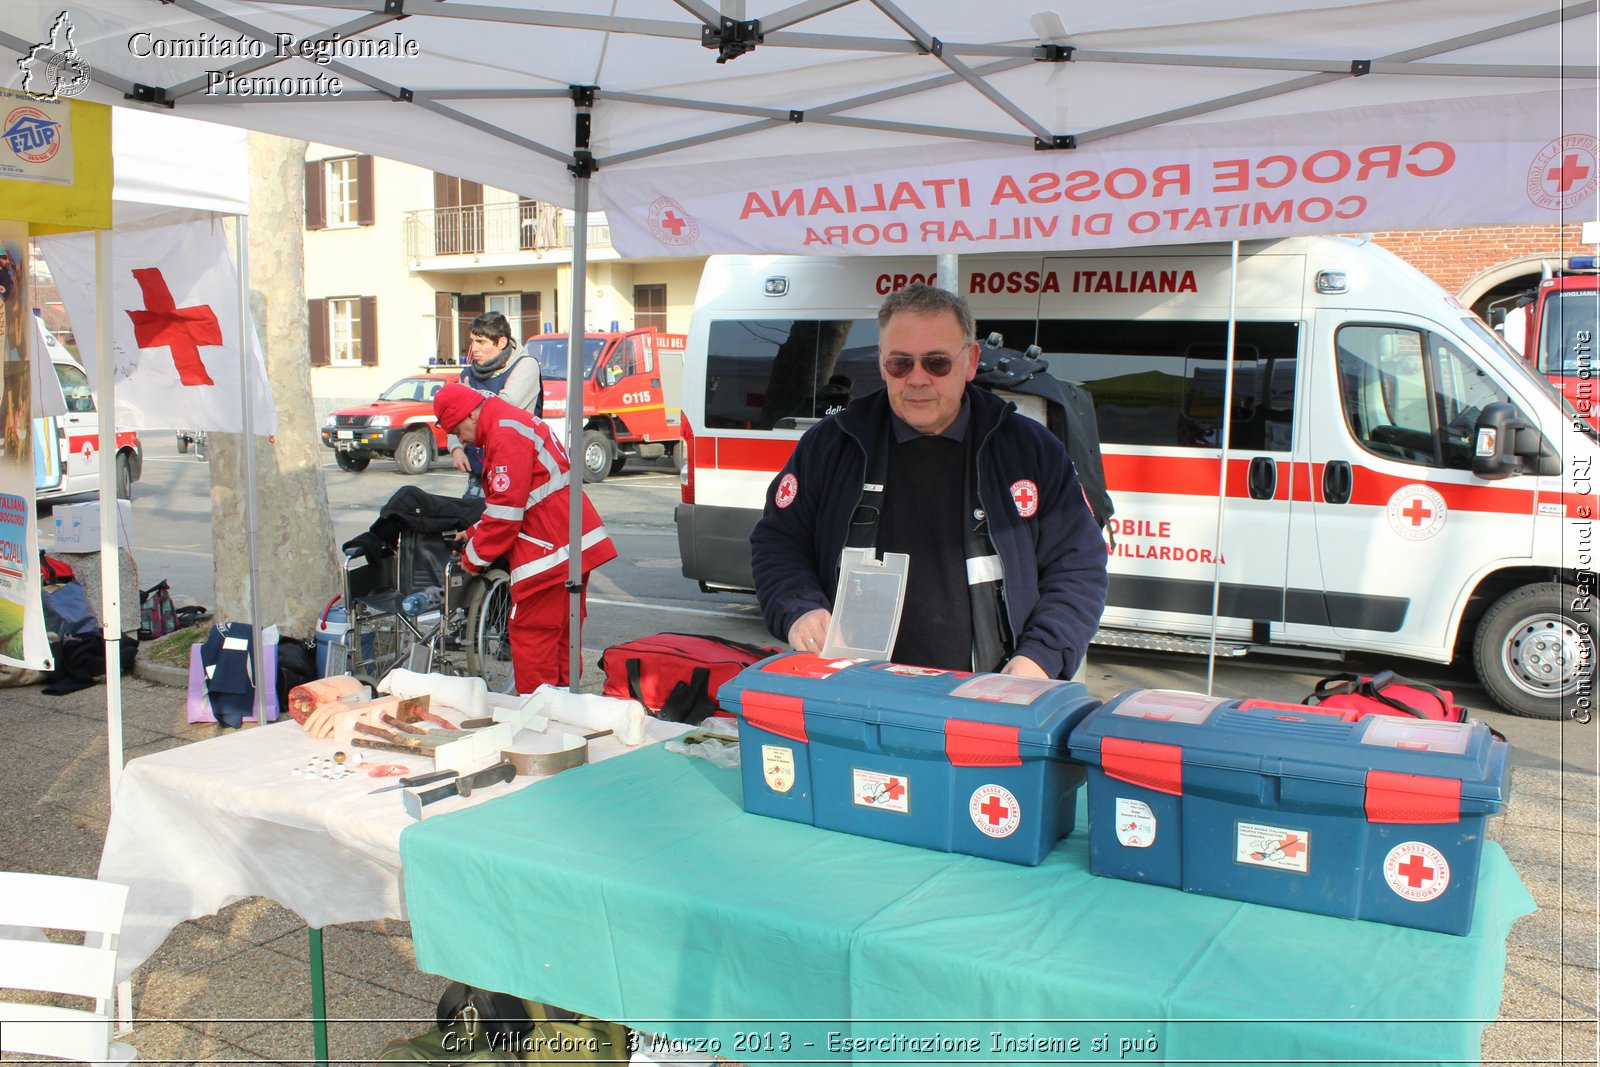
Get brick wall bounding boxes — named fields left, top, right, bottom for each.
left=1367, top=223, right=1592, bottom=296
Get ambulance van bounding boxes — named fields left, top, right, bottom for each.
left=35, top=336, right=142, bottom=502
left=674, top=237, right=1596, bottom=720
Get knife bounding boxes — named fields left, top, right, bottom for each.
left=369, top=768, right=457, bottom=796
left=402, top=759, right=516, bottom=819
left=352, top=737, right=429, bottom=757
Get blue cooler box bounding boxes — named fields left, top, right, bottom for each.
left=720, top=652, right=1101, bottom=866
left=1066, top=689, right=1510, bottom=935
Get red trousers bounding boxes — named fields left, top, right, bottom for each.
left=509, top=581, right=587, bottom=694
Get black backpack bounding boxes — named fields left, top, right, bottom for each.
left=975, top=344, right=1115, bottom=534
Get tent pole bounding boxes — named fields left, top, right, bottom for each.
left=93, top=231, right=124, bottom=794
left=236, top=215, right=267, bottom=724
left=566, top=176, right=589, bottom=687
left=1205, top=240, right=1242, bottom=695
left=935, top=254, right=958, bottom=294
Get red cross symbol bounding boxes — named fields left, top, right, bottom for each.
left=1401, top=498, right=1433, bottom=527
left=1547, top=153, right=1592, bottom=193
left=1396, top=853, right=1435, bottom=888
left=1278, top=834, right=1306, bottom=859
left=660, top=211, right=686, bottom=236
left=979, top=795, right=1010, bottom=825
left=125, top=268, right=221, bottom=386
left=885, top=778, right=905, bottom=801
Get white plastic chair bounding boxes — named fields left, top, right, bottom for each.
left=0, top=872, right=136, bottom=1064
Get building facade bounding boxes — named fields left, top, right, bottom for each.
left=301, top=144, right=704, bottom=417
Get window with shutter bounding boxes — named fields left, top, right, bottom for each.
left=520, top=292, right=541, bottom=340
left=634, top=284, right=667, bottom=331
left=304, top=162, right=325, bottom=231
left=356, top=155, right=375, bottom=226
left=308, top=298, right=329, bottom=365
left=359, top=296, right=379, bottom=366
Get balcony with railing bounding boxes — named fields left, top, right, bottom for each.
left=403, top=201, right=611, bottom=270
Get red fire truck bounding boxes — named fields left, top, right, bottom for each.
left=1494, top=256, right=1600, bottom=428
left=522, top=328, right=687, bottom=483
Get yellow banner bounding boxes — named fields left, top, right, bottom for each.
left=0, top=92, right=111, bottom=234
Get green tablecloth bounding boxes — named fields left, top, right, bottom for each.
left=403, top=745, right=1533, bottom=1066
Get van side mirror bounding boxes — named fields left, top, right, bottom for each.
left=1472, top=402, right=1546, bottom=479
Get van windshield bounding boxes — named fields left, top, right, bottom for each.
left=524, top=337, right=606, bottom=380
left=53, top=362, right=94, bottom=413
left=1459, top=314, right=1588, bottom=432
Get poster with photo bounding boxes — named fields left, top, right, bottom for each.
left=0, top=221, right=49, bottom=670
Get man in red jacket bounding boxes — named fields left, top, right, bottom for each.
left=433, top=383, right=617, bottom=692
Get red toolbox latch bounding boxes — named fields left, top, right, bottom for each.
left=742, top=691, right=808, bottom=743
left=1364, top=770, right=1461, bottom=824
left=1101, top=737, right=1183, bottom=796
left=944, top=719, right=1022, bottom=767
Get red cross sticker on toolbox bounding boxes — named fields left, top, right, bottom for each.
left=1383, top=841, right=1451, bottom=902
left=979, top=794, right=1009, bottom=824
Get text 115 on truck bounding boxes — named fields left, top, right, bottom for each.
left=675, top=238, right=1597, bottom=720
left=522, top=328, right=687, bottom=484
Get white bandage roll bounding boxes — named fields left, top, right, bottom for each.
left=377, top=668, right=489, bottom=720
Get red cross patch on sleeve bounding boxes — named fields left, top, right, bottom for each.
left=1010, top=479, right=1039, bottom=518
left=488, top=467, right=512, bottom=494
left=775, top=472, right=798, bottom=509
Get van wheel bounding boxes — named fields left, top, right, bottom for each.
left=582, top=429, right=612, bottom=484
left=115, top=453, right=133, bottom=500
left=395, top=428, right=433, bottom=475
left=335, top=451, right=372, bottom=473
left=1473, top=581, right=1596, bottom=719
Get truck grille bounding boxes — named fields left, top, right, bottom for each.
left=333, top=415, right=375, bottom=428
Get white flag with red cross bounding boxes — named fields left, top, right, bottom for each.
left=37, top=217, right=276, bottom=434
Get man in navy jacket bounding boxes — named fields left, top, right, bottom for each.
left=750, top=284, right=1108, bottom=678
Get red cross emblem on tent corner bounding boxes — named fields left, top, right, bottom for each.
left=1010, top=479, right=1039, bottom=518
left=125, top=267, right=222, bottom=387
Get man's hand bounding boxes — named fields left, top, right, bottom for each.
left=450, top=446, right=470, bottom=472
left=1000, top=654, right=1047, bottom=679
left=787, top=608, right=831, bottom=654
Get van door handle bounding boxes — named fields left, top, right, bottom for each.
left=1322, top=460, right=1353, bottom=504
left=1247, top=456, right=1277, bottom=500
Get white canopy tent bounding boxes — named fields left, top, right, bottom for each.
left=4, top=0, right=1594, bottom=682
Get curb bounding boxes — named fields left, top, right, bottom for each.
left=133, top=658, right=189, bottom=689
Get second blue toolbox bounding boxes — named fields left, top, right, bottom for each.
left=719, top=652, right=1102, bottom=866
left=1066, top=689, right=1511, bottom=934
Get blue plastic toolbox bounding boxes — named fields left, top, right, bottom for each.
left=720, top=652, right=1102, bottom=866
left=1066, top=689, right=1511, bottom=934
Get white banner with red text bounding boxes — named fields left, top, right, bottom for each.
left=38, top=216, right=276, bottom=434
left=603, top=90, right=1597, bottom=259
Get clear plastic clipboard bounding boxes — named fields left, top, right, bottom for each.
left=821, top=547, right=910, bottom=661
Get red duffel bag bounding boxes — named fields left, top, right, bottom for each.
left=1302, top=670, right=1465, bottom=722
left=600, top=632, right=780, bottom=724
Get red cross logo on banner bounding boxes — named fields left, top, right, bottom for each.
left=1010, top=479, right=1039, bottom=518
left=125, top=268, right=221, bottom=386
left=1547, top=153, right=1591, bottom=193
left=648, top=195, right=700, bottom=246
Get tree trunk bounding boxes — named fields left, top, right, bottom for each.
left=208, top=133, right=339, bottom=638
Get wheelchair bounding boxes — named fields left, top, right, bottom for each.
left=330, top=529, right=515, bottom=694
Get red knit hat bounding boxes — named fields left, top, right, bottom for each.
left=433, top=383, right=484, bottom=432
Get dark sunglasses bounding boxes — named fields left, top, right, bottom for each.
left=881, top=354, right=957, bottom=379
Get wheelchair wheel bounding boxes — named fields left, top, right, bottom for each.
left=464, top=568, right=516, bottom=695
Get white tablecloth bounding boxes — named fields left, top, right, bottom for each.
left=98, top=717, right=687, bottom=982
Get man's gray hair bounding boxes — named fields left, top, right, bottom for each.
left=877, top=283, right=976, bottom=344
